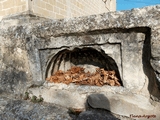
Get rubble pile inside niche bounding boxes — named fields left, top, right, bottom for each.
left=46, top=66, right=121, bottom=86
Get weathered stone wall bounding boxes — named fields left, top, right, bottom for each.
left=0, top=0, right=27, bottom=20
left=0, top=0, right=116, bottom=20
left=0, top=5, right=160, bottom=120
left=30, top=0, right=115, bottom=19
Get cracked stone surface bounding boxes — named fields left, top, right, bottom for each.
left=0, top=97, right=72, bottom=120
left=0, top=5, right=160, bottom=120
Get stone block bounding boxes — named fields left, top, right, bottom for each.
left=39, top=1, right=46, bottom=9
left=15, top=0, right=26, bottom=6
left=0, top=10, right=5, bottom=16
left=56, top=1, right=65, bottom=9
left=46, top=3, right=53, bottom=11
left=0, top=3, right=2, bottom=10
left=21, top=5, right=26, bottom=11
left=3, top=0, right=15, bottom=9
left=49, top=0, right=56, bottom=6
left=56, top=13, right=64, bottom=19
left=54, top=6, right=59, bottom=14
left=60, top=9, right=66, bottom=16
left=43, top=0, right=49, bottom=2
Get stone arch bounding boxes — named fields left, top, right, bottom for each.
left=45, top=47, right=122, bottom=85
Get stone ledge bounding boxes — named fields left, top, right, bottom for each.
left=28, top=82, right=160, bottom=119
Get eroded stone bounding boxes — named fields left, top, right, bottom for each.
left=0, top=5, right=160, bottom=120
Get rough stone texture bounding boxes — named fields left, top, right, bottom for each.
left=0, top=5, right=160, bottom=120
left=0, top=97, right=72, bottom=120
left=34, top=32, right=147, bottom=92
left=28, top=84, right=160, bottom=119
left=76, top=109, right=133, bottom=120
left=77, top=111, right=119, bottom=120
left=88, top=94, right=110, bottom=109
left=87, top=93, right=159, bottom=119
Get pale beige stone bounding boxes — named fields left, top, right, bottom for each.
left=46, top=3, right=53, bottom=11
left=3, top=0, right=14, bottom=9
left=49, top=0, right=56, bottom=6
left=0, top=10, right=5, bottom=16
left=56, top=1, right=65, bottom=9
left=0, top=0, right=116, bottom=21
left=43, top=0, right=48, bottom=2
left=15, top=0, right=26, bottom=6
left=60, top=9, right=66, bottom=16
left=0, top=3, right=2, bottom=10
left=56, top=13, right=64, bottom=19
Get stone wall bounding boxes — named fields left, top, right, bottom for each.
left=0, top=5, right=160, bottom=120
left=0, top=0, right=116, bottom=20
left=30, top=0, right=115, bottom=19
left=0, top=0, right=27, bottom=20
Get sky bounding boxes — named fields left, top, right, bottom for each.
left=117, top=0, right=160, bottom=10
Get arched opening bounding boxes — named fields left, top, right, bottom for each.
left=46, top=47, right=123, bottom=86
